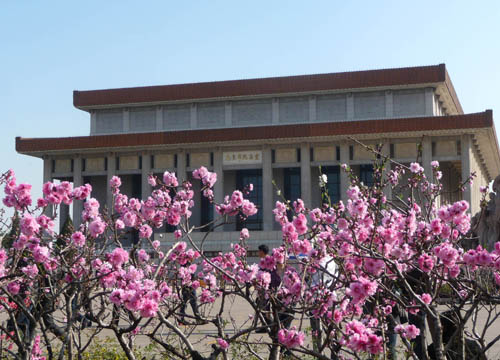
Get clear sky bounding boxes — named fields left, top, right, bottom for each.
left=2, top=0, right=500, bottom=202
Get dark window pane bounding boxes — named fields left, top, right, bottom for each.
left=284, top=168, right=301, bottom=220
left=236, top=170, right=262, bottom=230
left=360, top=164, right=374, bottom=187
left=200, top=194, right=214, bottom=232
left=322, top=166, right=340, bottom=204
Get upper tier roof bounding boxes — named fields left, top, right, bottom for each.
left=73, top=64, right=463, bottom=114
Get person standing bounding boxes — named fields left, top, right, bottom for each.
left=309, top=255, right=337, bottom=355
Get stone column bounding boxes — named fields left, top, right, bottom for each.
left=156, top=106, right=163, bottom=131
left=225, top=102, right=232, bottom=127
left=213, top=149, right=224, bottom=232
left=340, top=143, right=350, bottom=203
left=106, top=154, right=116, bottom=213
left=72, top=156, right=83, bottom=229
left=59, top=204, right=70, bottom=232
left=309, top=96, right=316, bottom=122
left=262, top=147, right=273, bottom=230
left=141, top=152, right=151, bottom=200
left=381, top=142, right=392, bottom=200
left=90, top=112, right=97, bottom=135
left=123, top=109, right=130, bottom=132
left=385, top=91, right=393, bottom=118
left=190, top=104, right=197, bottom=129
left=422, top=137, right=433, bottom=180
left=461, top=134, right=473, bottom=211
left=272, top=98, right=279, bottom=124
left=300, top=143, right=312, bottom=207
left=346, top=93, right=354, bottom=120
left=177, top=151, right=187, bottom=184
left=43, top=157, right=53, bottom=216
left=424, top=88, right=434, bottom=116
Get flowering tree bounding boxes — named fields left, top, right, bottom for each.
left=0, top=142, right=499, bottom=360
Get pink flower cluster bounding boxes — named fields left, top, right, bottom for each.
left=343, top=320, right=383, bottom=354
left=395, top=324, right=420, bottom=339
left=3, top=171, right=32, bottom=209
left=277, top=327, right=305, bottom=348
left=216, top=190, right=258, bottom=218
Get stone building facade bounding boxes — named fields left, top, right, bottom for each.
left=16, top=64, right=500, bottom=254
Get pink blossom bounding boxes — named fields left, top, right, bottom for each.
left=89, top=218, right=106, bottom=237
left=148, top=175, right=157, bottom=187
left=395, top=324, right=420, bottom=340
left=217, top=338, right=229, bottom=350
left=140, top=298, right=158, bottom=317
left=137, top=249, right=150, bottom=262
left=71, top=231, right=86, bottom=247
left=410, top=162, right=424, bottom=174
left=109, top=247, right=129, bottom=268
left=293, top=214, right=308, bottom=235
left=418, top=253, right=435, bottom=273
left=109, top=175, right=121, bottom=189
left=20, top=213, right=40, bottom=236
left=22, top=264, right=39, bottom=278
left=163, top=171, right=179, bottom=187
left=420, top=293, right=432, bottom=305
left=139, top=224, right=153, bottom=239
left=240, top=228, right=250, bottom=239
left=7, top=282, right=20, bottom=295
left=33, top=246, right=50, bottom=263
left=278, top=328, right=305, bottom=348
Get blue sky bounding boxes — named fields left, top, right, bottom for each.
left=1, top=0, right=500, bottom=202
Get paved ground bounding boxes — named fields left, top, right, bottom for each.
left=5, top=295, right=500, bottom=359
left=65, top=296, right=500, bottom=358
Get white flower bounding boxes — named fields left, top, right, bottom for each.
left=319, top=174, right=328, bottom=187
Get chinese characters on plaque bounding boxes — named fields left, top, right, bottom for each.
left=222, top=150, right=262, bottom=165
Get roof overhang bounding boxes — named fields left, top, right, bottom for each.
left=16, top=111, right=498, bottom=179
left=73, top=64, right=463, bottom=115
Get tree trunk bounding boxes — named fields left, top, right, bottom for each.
left=429, top=310, right=446, bottom=360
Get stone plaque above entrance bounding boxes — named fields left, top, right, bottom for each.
left=223, top=150, right=262, bottom=165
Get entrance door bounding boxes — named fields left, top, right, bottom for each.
left=236, top=169, right=262, bottom=230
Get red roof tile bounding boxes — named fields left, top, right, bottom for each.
left=73, top=64, right=462, bottom=113
left=16, top=111, right=492, bottom=154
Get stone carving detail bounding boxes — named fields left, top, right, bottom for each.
left=471, top=175, right=500, bottom=250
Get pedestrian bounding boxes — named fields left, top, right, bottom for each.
left=309, top=254, right=338, bottom=356
left=255, top=244, right=281, bottom=333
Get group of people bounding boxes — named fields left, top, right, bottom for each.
left=172, top=243, right=425, bottom=359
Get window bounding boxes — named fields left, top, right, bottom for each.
left=200, top=194, right=214, bottom=232
left=284, top=168, right=301, bottom=219
left=197, top=103, right=225, bottom=128
left=152, top=174, right=177, bottom=234
left=96, top=110, right=123, bottom=134
left=279, top=97, right=309, bottom=124
left=354, top=92, right=385, bottom=119
left=236, top=170, right=262, bottom=230
left=163, top=104, right=191, bottom=130
left=360, top=164, right=374, bottom=187
left=321, top=166, right=340, bottom=204
left=316, top=94, right=347, bottom=122
left=232, top=99, right=272, bottom=126
left=130, top=107, right=156, bottom=132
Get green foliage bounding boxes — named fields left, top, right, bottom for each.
left=57, top=215, right=74, bottom=248
left=78, top=337, right=161, bottom=360
left=2, top=211, right=19, bottom=249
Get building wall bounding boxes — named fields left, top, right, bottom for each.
left=90, top=88, right=438, bottom=135
left=49, top=132, right=492, bottom=255
left=470, top=144, right=489, bottom=214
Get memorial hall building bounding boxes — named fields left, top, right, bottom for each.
left=16, top=64, right=500, bottom=253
